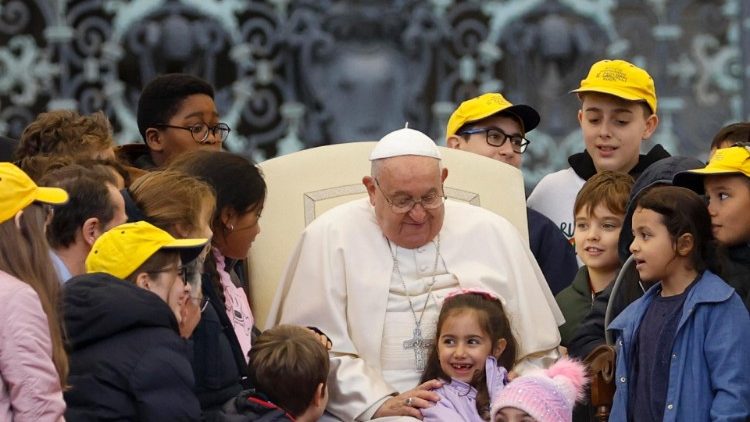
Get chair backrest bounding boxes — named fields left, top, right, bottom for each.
left=248, top=142, right=529, bottom=329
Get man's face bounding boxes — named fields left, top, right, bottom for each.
left=704, top=174, right=750, bottom=246
left=104, top=183, right=128, bottom=232
left=447, top=115, right=523, bottom=169
left=149, top=94, right=223, bottom=166
left=364, top=156, right=447, bottom=249
left=578, top=92, right=658, bottom=173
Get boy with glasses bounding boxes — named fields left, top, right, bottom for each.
left=118, top=73, right=230, bottom=170
left=446, top=93, right=578, bottom=294
left=63, top=221, right=207, bottom=420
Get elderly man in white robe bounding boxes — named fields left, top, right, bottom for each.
left=266, top=127, right=564, bottom=421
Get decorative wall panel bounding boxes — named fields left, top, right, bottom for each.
left=1, top=0, right=747, bottom=186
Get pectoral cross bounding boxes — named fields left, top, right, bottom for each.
left=403, top=326, right=434, bottom=371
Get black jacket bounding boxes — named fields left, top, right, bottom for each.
left=63, top=273, right=201, bottom=421
left=191, top=269, right=250, bottom=411
left=217, top=390, right=295, bottom=422
left=567, top=144, right=671, bottom=182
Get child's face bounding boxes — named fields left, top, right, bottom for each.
left=495, top=407, right=536, bottom=422
left=437, top=309, right=502, bottom=383
left=574, top=203, right=624, bottom=279
left=630, top=207, right=679, bottom=283
left=447, top=114, right=524, bottom=169
left=578, top=92, right=658, bottom=173
left=216, top=205, right=262, bottom=259
left=156, top=94, right=223, bottom=164
left=704, top=174, right=750, bottom=246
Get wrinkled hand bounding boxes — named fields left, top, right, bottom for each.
left=373, top=379, right=443, bottom=419
left=306, top=326, right=333, bottom=350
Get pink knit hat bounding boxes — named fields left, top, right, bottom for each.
left=490, top=358, right=588, bottom=422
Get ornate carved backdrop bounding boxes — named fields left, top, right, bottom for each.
left=1, top=0, right=748, bottom=186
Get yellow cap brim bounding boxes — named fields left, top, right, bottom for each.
left=34, top=186, right=69, bottom=206
left=570, top=86, right=644, bottom=103
left=161, top=238, right=209, bottom=266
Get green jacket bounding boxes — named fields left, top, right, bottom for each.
left=555, top=266, right=593, bottom=347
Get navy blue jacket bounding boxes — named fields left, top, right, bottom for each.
left=63, top=273, right=201, bottom=421
left=527, top=207, right=578, bottom=295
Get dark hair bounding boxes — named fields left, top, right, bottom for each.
left=249, top=325, right=329, bottom=417
left=40, top=165, right=116, bottom=249
left=136, top=73, right=215, bottom=141
left=456, top=111, right=526, bottom=139
left=169, top=150, right=266, bottom=303
left=636, top=186, right=720, bottom=274
left=125, top=249, right=180, bottom=283
left=710, top=122, right=750, bottom=150
left=420, top=292, right=517, bottom=421
left=575, top=171, right=633, bottom=217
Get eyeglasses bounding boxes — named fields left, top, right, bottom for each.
left=459, top=127, right=530, bottom=154
left=147, top=265, right=189, bottom=286
left=154, top=122, right=231, bottom=144
left=190, top=295, right=210, bottom=313
left=374, top=178, right=446, bottom=214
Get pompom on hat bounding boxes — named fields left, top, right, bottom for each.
left=490, top=357, right=588, bottom=422
left=369, top=126, right=441, bottom=161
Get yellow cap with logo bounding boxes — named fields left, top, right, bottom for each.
left=0, top=162, right=69, bottom=224
left=86, top=221, right=208, bottom=280
left=446, top=93, right=540, bottom=137
left=673, top=146, right=750, bottom=193
left=570, top=59, right=657, bottom=114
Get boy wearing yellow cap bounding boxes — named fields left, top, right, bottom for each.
left=528, top=59, right=669, bottom=246
left=62, top=221, right=207, bottom=420
left=674, top=145, right=750, bottom=309
left=446, top=93, right=578, bottom=294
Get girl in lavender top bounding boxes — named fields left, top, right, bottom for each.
left=419, top=288, right=516, bottom=421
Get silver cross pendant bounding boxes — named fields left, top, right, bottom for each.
left=403, top=326, right=434, bottom=371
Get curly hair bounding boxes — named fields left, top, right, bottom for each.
left=15, top=110, right=114, bottom=161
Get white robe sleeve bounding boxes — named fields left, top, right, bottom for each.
left=266, top=203, right=397, bottom=421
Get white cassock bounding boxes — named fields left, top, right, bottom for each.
left=266, top=198, right=564, bottom=421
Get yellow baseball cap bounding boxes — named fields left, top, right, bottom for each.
left=0, top=162, right=69, bottom=224
left=86, top=221, right=208, bottom=279
left=673, top=146, right=750, bottom=193
left=446, top=93, right=540, bottom=137
left=570, top=59, right=657, bottom=114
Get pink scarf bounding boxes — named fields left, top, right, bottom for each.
left=213, top=248, right=254, bottom=361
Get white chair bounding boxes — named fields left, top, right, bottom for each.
left=248, top=142, right=529, bottom=329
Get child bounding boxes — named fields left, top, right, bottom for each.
left=223, top=324, right=329, bottom=421
left=674, top=145, right=750, bottom=309
left=419, top=288, right=516, bottom=421
left=63, top=221, right=207, bottom=420
left=555, top=171, right=633, bottom=348
left=446, top=93, right=578, bottom=295
left=528, top=59, right=668, bottom=244
left=490, top=357, right=588, bottom=422
left=609, top=186, right=750, bottom=421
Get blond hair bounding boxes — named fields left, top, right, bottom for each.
left=129, top=170, right=216, bottom=236
left=249, top=325, right=329, bottom=417
left=16, top=110, right=114, bottom=160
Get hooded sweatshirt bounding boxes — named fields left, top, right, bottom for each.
left=63, top=272, right=201, bottom=421
left=528, top=145, right=671, bottom=244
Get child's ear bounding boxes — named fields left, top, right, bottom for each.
left=493, top=338, right=508, bottom=359
left=446, top=135, right=462, bottom=149
left=641, top=114, right=659, bottom=140
left=313, top=382, right=326, bottom=406
left=676, top=233, right=694, bottom=257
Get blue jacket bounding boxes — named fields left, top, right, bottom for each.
left=608, top=270, right=750, bottom=422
